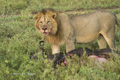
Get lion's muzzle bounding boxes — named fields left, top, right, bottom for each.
left=41, top=25, right=51, bottom=36
left=42, top=27, right=47, bottom=31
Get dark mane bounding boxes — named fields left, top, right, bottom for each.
left=41, top=8, right=56, bottom=15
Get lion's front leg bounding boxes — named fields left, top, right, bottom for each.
left=66, top=40, right=75, bottom=53
left=51, top=44, right=60, bottom=54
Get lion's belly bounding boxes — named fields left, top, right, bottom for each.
left=75, top=34, right=99, bottom=43
left=74, top=23, right=100, bottom=43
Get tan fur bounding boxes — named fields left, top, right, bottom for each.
left=34, top=8, right=120, bottom=54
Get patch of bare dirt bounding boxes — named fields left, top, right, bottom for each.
left=0, top=7, right=120, bottom=17
left=66, top=7, right=120, bottom=15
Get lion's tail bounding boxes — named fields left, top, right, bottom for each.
left=114, top=14, right=120, bottom=28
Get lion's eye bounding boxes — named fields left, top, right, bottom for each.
left=40, top=21, right=43, bottom=24
left=47, top=21, right=50, bottom=24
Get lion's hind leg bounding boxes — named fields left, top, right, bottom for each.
left=98, top=34, right=107, bottom=49
left=101, top=30, right=116, bottom=50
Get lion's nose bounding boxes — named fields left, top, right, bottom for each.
left=42, top=28, right=47, bottom=30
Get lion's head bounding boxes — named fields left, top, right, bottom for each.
left=34, top=8, right=59, bottom=36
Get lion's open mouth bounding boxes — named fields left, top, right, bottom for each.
left=42, top=32, right=49, bottom=36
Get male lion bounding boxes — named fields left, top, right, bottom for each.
left=34, top=8, right=120, bottom=54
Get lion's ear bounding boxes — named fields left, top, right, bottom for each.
left=34, top=14, right=38, bottom=20
left=34, top=12, right=41, bottom=20
left=52, top=13, right=56, bottom=19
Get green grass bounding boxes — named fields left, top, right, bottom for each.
left=0, top=0, right=120, bottom=15
left=0, top=0, right=120, bottom=80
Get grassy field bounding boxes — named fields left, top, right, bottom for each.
left=0, top=0, right=120, bottom=80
